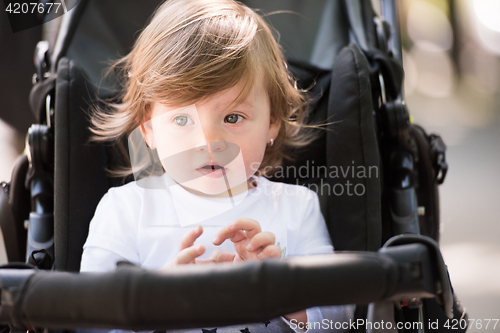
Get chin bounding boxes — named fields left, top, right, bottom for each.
left=180, top=177, right=234, bottom=196
left=180, top=173, right=248, bottom=196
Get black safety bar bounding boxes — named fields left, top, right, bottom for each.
left=0, top=237, right=452, bottom=331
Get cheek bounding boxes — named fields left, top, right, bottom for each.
left=152, top=128, right=175, bottom=158
left=238, top=137, right=267, bottom=175
left=152, top=123, right=205, bottom=159
left=240, top=120, right=271, bottom=166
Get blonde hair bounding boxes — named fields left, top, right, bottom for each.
left=91, top=0, right=316, bottom=179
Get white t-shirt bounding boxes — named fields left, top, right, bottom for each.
left=80, top=175, right=353, bottom=332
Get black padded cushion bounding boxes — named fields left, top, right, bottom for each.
left=326, top=44, right=382, bottom=252
left=54, top=58, right=110, bottom=272
left=267, top=60, right=332, bottom=221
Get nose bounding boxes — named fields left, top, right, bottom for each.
left=208, top=141, right=227, bottom=152
left=195, top=124, right=227, bottom=153
left=195, top=139, right=227, bottom=153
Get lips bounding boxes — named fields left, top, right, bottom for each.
left=196, top=162, right=227, bottom=178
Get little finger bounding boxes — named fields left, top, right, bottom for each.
left=245, top=231, right=276, bottom=252
left=257, top=245, right=282, bottom=260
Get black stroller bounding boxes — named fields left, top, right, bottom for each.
left=0, top=0, right=466, bottom=332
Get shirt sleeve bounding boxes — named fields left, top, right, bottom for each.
left=305, top=305, right=355, bottom=332
left=80, top=187, right=141, bottom=272
left=280, top=305, right=355, bottom=333
left=80, top=247, right=130, bottom=272
left=291, top=189, right=334, bottom=256
left=282, top=188, right=354, bottom=332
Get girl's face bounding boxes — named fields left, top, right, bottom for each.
left=141, top=79, right=280, bottom=195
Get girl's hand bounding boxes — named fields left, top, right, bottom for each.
left=211, top=218, right=282, bottom=262
left=160, top=226, right=205, bottom=269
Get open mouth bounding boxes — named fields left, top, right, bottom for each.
left=197, top=163, right=226, bottom=178
left=200, top=164, right=224, bottom=170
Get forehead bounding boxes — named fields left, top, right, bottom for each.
left=153, top=76, right=268, bottom=114
left=206, top=76, right=267, bottom=108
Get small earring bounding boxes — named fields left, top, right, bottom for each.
left=268, top=138, right=274, bottom=147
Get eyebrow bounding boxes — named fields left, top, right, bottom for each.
left=238, top=99, right=254, bottom=108
left=220, top=97, right=254, bottom=111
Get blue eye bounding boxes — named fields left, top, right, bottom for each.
left=173, top=115, right=193, bottom=126
left=225, top=114, right=244, bottom=124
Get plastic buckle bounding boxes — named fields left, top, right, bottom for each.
left=374, top=17, right=391, bottom=55
left=32, top=41, right=50, bottom=84
left=430, top=134, right=448, bottom=184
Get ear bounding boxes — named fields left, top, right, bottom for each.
left=140, top=119, right=156, bottom=149
left=268, top=114, right=281, bottom=142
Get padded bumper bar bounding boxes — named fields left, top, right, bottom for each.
left=0, top=239, right=448, bottom=331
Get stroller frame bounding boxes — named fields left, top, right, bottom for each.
left=0, top=0, right=463, bottom=332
